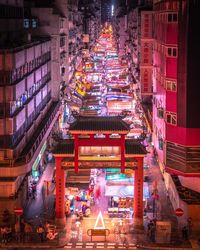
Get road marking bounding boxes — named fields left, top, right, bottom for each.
left=64, top=246, right=71, bottom=249
left=86, top=243, right=94, bottom=245
left=76, top=243, right=83, bottom=245
left=107, top=243, right=115, bottom=245
left=75, top=246, right=83, bottom=248
left=96, top=246, right=104, bottom=248
left=85, top=246, right=94, bottom=248
left=129, top=243, right=136, bottom=246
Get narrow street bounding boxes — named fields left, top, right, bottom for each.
left=21, top=25, right=187, bottom=249
left=24, top=163, right=55, bottom=225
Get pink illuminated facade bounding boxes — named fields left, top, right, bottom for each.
left=153, top=0, right=200, bottom=229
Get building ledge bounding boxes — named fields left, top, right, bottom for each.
left=52, top=138, right=147, bottom=155
left=172, top=175, right=200, bottom=205
left=0, top=101, right=60, bottom=177
left=19, top=101, right=60, bottom=159
left=0, top=36, right=50, bottom=51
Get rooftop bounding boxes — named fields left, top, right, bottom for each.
left=52, top=139, right=147, bottom=155
left=69, top=116, right=130, bottom=133
left=0, top=36, right=50, bottom=51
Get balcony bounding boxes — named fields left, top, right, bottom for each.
left=0, top=92, right=52, bottom=148
left=0, top=101, right=60, bottom=178
left=0, top=72, right=51, bottom=118
left=18, top=101, right=60, bottom=161
left=0, top=52, right=51, bottom=86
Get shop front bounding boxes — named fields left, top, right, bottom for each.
left=105, top=169, right=149, bottom=218
left=31, top=141, right=47, bottom=182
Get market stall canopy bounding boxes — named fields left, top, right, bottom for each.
left=105, top=183, right=149, bottom=198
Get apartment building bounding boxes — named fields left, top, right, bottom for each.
left=101, top=0, right=112, bottom=23
left=0, top=0, right=60, bottom=211
left=152, top=0, right=200, bottom=229
left=114, top=0, right=153, bottom=130
left=68, top=0, right=83, bottom=84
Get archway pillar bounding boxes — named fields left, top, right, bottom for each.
left=55, top=157, right=66, bottom=226
left=74, top=134, right=79, bottom=173
left=133, top=157, right=144, bottom=228
left=120, top=134, right=125, bottom=173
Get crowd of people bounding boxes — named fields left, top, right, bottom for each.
left=0, top=220, right=57, bottom=244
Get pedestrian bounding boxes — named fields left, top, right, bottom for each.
left=1, top=226, right=7, bottom=243
left=20, top=220, right=25, bottom=243
left=37, top=225, right=45, bottom=242
left=150, top=222, right=156, bottom=242
left=123, top=236, right=129, bottom=248
left=45, top=221, right=50, bottom=232
left=147, top=222, right=151, bottom=238
left=24, top=222, right=32, bottom=242
left=5, top=225, right=12, bottom=242
left=14, top=222, right=20, bottom=243
left=187, top=217, right=193, bottom=236
left=182, top=226, right=188, bottom=241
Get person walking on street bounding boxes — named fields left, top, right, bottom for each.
left=24, top=222, right=32, bottom=242
left=37, top=225, right=45, bottom=242
left=5, top=225, right=12, bottom=243
left=182, top=226, right=188, bottom=241
left=123, top=236, right=129, bottom=248
left=1, top=226, right=7, bottom=243
left=14, top=222, right=20, bottom=243
left=20, top=220, right=25, bottom=243
left=149, top=221, right=156, bottom=242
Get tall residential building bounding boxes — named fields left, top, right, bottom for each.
left=29, top=0, right=69, bottom=99
left=68, top=0, right=83, bottom=83
left=153, top=0, right=200, bottom=229
left=0, top=0, right=60, bottom=211
left=101, top=0, right=112, bottom=23
left=78, top=0, right=101, bottom=52
left=115, top=0, right=153, bottom=132
left=112, top=3, right=127, bottom=58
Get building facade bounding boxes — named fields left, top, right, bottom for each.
left=0, top=0, right=60, bottom=211
left=152, top=0, right=200, bottom=229
left=101, top=0, right=112, bottom=23
left=114, top=0, right=153, bottom=131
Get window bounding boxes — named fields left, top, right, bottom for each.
left=167, top=47, right=177, bottom=57
left=160, top=76, right=164, bottom=86
left=167, top=13, right=178, bottom=23
left=24, top=19, right=29, bottom=29
left=165, top=112, right=177, bottom=125
left=60, top=19, right=64, bottom=28
left=166, top=113, right=171, bottom=123
left=32, top=19, right=37, bottom=28
left=158, top=138, right=164, bottom=150
left=157, top=108, right=164, bottom=118
left=60, top=37, right=65, bottom=47
left=166, top=80, right=177, bottom=91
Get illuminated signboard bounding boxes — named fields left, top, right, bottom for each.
left=32, top=141, right=47, bottom=177
left=106, top=174, right=127, bottom=180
